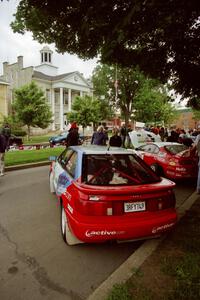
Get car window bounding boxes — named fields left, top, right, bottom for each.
left=138, top=144, right=157, bottom=153
left=164, top=144, right=188, bottom=155
left=65, top=152, right=78, bottom=178
left=58, top=148, right=74, bottom=167
left=82, top=153, right=160, bottom=186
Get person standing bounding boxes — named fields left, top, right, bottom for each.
left=190, top=126, right=200, bottom=193
left=91, top=125, right=107, bottom=145
left=65, top=122, right=80, bottom=147
left=2, top=123, right=11, bottom=150
left=0, top=132, right=7, bottom=176
left=120, top=124, right=127, bottom=148
left=109, top=128, right=122, bottom=147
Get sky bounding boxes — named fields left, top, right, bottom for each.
left=0, top=0, right=98, bottom=78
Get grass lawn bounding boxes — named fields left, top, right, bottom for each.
left=5, top=147, right=64, bottom=166
left=22, top=133, right=56, bottom=144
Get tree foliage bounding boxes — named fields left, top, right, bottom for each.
left=13, top=81, right=52, bottom=137
left=12, top=0, right=200, bottom=108
left=67, top=95, right=107, bottom=132
left=92, top=64, right=174, bottom=125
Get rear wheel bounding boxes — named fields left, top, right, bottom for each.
left=60, top=201, right=82, bottom=246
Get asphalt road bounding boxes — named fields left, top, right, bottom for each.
left=0, top=166, right=196, bottom=300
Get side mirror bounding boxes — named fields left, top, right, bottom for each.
left=49, top=155, right=57, bottom=162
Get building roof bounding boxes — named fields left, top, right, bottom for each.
left=32, top=70, right=75, bottom=81
left=32, top=70, right=92, bottom=88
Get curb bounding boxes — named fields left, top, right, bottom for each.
left=87, top=190, right=198, bottom=300
left=5, top=161, right=50, bottom=172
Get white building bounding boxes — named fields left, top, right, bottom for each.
left=0, top=46, right=93, bottom=132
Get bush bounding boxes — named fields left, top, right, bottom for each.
left=12, top=129, right=27, bottom=136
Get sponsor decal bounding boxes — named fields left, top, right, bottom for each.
left=152, top=222, right=175, bottom=234
left=67, top=203, right=73, bottom=214
left=57, top=172, right=70, bottom=195
left=85, top=230, right=125, bottom=238
left=64, top=191, right=72, bottom=201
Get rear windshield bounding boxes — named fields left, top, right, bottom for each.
left=82, top=153, right=161, bottom=186
left=164, top=144, right=188, bottom=155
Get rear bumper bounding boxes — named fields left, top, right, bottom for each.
left=165, top=167, right=197, bottom=179
left=67, top=209, right=177, bottom=243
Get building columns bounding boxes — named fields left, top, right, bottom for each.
left=60, top=87, right=64, bottom=131
left=51, top=88, right=55, bottom=131
left=68, top=88, right=72, bottom=111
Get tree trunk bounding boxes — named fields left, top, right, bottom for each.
left=27, top=125, right=31, bottom=141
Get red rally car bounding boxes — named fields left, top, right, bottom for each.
left=136, top=142, right=198, bottom=180
left=49, top=145, right=177, bottom=245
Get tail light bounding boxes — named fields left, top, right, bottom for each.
left=75, top=196, right=113, bottom=216
left=147, top=191, right=176, bottom=211
left=178, top=159, right=194, bottom=166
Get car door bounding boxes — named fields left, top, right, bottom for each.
left=53, top=148, right=75, bottom=196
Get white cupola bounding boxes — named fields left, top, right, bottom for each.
left=34, top=46, right=58, bottom=76
left=40, top=46, right=53, bottom=64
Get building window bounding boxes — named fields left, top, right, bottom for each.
left=46, top=89, right=51, bottom=104
left=45, top=53, right=48, bottom=62
left=64, top=93, right=68, bottom=105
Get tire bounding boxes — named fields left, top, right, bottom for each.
left=49, top=171, right=55, bottom=193
left=60, top=201, right=83, bottom=246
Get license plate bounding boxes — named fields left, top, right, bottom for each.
left=124, top=201, right=146, bottom=212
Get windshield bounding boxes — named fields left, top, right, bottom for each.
left=82, top=154, right=160, bottom=186
left=164, top=144, right=188, bottom=155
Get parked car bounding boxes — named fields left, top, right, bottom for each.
left=135, top=142, right=198, bottom=180
left=9, top=134, right=23, bottom=147
left=49, top=132, right=84, bottom=146
left=128, top=130, right=161, bottom=148
left=49, top=145, right=177, bottom=245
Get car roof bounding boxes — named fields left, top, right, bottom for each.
left=69, top=145, right=135, bottom=155
left=139, top=142, right=182, bottom=147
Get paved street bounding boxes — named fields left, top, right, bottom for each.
left=0, top=166, right=196, bottom=300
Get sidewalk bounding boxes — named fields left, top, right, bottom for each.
left=88, top=190, right=199, bottom=300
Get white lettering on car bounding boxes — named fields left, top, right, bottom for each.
left=85, top=230, right=125, bottom=238
left=67, top=204, right=73, bottom=214
left=152, top=222, right=175, bottom=234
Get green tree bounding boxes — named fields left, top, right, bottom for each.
left=12, top=0, right=200, bottom=107
left=134, top=81, right=176, bottom=125
left=92, top=64, right=174, bottom=126
left=13, top=81, right=52, bottom=139
left=67, top=95, right=103, bottom=133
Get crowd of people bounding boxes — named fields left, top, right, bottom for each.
left=145, top=125, right=198, bottom=147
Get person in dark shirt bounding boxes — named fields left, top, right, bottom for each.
left=2, top=123, right=11, bottom=150
left=0, top=133, right=7, bottom=176
left=109, top=128, right=122, bottom=147
left=120, top=124, right=127, bottom=147
left=66, top=122, right=80, bottom=146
